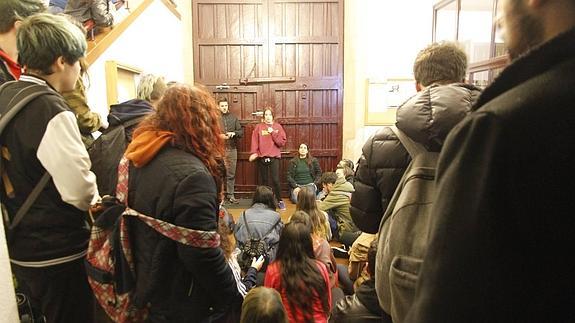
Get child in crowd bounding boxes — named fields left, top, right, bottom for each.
left=240, top=287, right=289, bottom=323
left=264, top=222, right=332, bottom=323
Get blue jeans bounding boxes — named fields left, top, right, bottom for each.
left=289, top=183, right=317, bottom=203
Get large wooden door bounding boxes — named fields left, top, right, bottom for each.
left=193, top=0, right=343, bottom=198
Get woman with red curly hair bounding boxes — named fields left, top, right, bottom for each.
left=123, top=83, right=239, bottom=322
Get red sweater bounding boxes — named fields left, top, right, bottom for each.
left=250, top=122, right=286, bottom=158
left=264, top=260, right=332, bottom=323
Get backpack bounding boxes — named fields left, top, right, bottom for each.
left=85, top=156, right=221, bottom=323
left=0, top=82, right=54, bottom=242
left=88, top=116, right=144, bottom=196
left=375, top=126, right=439, bottom=322
left=0, top=82, right=56, bottom=323
left=238, top=211, right=280, bottom=270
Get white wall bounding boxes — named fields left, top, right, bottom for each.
left=343, top=0, right=434, bottom=162
left=86, top=0, right=185, bottom=118
left=0, top=2, right=185, bottom=319
left=0, top=211, right=18, bottom=323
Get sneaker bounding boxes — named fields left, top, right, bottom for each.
left=228, top=197, right=239, bottom=204
left=331, top=245, right=349, bottom=258
left=278, top=200, right=286, bottom=211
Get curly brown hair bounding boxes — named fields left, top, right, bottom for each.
left=135, top=83, right=225, bottom=196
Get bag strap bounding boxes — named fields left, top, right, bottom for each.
left=389, top=126, right=427, bottom=158
left=242, top=211, right=254, bottom=239
left=242, top=209, right=280, bottom=242
left=262, top=217, right=281, bottom=239
left=8, top=173, right=51, bottom=231
left=0, top=82, right=54, bottom=230
left=0, top=82, right=54, bottom=135
left=115, top=156, right=220, bottom=248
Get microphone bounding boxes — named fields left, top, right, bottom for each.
left=251, top=111, right=263, bottom=117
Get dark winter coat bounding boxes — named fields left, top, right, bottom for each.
left=406, top=28, right=575, bottom=323
left=127, top=146, right=238, bottom=321
left=108, top=99, right=154, bottom=141
left=350, top=83, right=481, bottom=233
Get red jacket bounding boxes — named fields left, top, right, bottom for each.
left=250, top=122, right=286, bottom=158
left=264, top=260, right=332, bottom=323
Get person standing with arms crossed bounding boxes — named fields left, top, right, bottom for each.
left=249, top=107, right=287, bottom=210
left=219, top=97, right=243, bottom=204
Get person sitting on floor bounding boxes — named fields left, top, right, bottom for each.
left=264, top=222, right=332, bottom=323
left=317, top=171, right=360, bottom=248
left=287, top=143, right=322, bottom=203
left=234, top=186, right=284, bottom=270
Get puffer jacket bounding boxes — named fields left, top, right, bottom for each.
left=351, top=83, right=481, bottom=233
left=127, top=146, right=238, bottom=321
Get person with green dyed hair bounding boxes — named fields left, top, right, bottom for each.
left=0, top=0, right=46, bottom=85
left=1, top=13, right=99, bottom=323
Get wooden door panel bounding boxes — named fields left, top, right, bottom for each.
left=193, top=0, right=343, bottom=198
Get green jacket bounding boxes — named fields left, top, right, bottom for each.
left=318, top=176, right=357, bottom=232
left=62, top=77, right=102, bottom=147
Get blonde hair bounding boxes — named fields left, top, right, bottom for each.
left=137, top=74, right=167, bottom=103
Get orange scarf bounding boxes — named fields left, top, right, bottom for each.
left=125, top=130, right=175, bottom=167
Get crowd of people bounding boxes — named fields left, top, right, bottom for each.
left=1, top=0, right=574, bottom=322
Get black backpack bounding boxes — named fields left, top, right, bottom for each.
left=0, top=82, right=56, bottom=323
left=238, top=211, right=280, bottom=270
left=88, top=116, right=143, bottom=196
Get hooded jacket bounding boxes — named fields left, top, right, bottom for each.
left=108, top=99, right=154, bottom=140
left=351, top=83, right=481, bottom=233
left=318, top=176, right=357, bottom=233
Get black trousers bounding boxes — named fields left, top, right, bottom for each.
left=257, top=157, right=281, bottom=201
left=12, top=258, right=94, bottom=323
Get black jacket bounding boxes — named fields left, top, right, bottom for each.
left=108, top=99, right=154, bottom=141
left=127, top=146, right=238, bottom=321
left=220, top=112, right=243, bottom=149
left=406, top=28, right=575, bottom=323
left=0, top=77, right=98, bottom=264
left=330, top=279, right=389, bottom=323
left=350, top=83, right=480, bottom=233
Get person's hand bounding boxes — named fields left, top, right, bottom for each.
left=219, top=133, right=229, bottom=139
left=249, top=153, right=258, bottom=162
left=251, top=255, right=265, bottom=271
